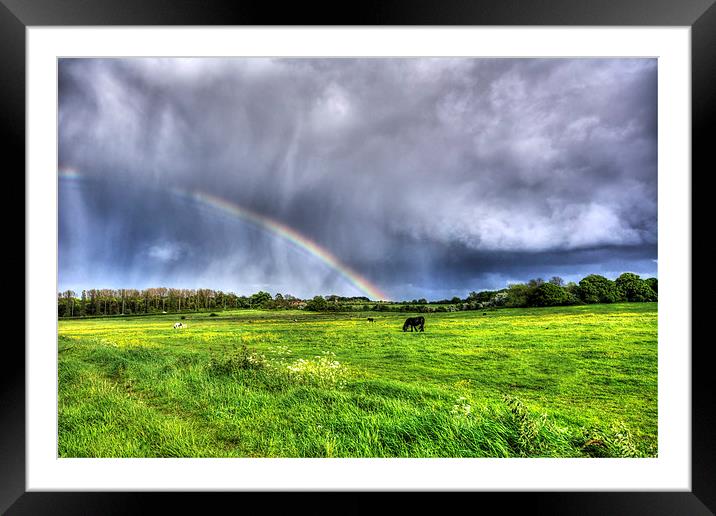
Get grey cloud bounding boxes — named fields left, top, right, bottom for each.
left=58, top=58, right=657, bottom=299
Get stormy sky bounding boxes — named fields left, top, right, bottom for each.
left=58, top=58, right=657, bottom=301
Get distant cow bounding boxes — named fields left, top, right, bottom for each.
left=402, top=316, right=425, bottom=332
left=367, top=317, right=375, bottom=323
left=173, top=322, right=185, bottom=330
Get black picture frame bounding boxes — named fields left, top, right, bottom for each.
left=5, top=1, right=714, bottom=514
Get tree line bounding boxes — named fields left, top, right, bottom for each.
left=475, top=273, right=657, bottom=309
left=58, top=273, right=657, bottom=318
left=57, top=288, right=305, bottom=318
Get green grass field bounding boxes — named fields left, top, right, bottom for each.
left=58, top=303, right=657, bottom=458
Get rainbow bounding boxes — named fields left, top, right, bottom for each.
left=58, top=169, right=389, bottom=300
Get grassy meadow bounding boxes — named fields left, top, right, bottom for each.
left=58, top=303, right=657, bottom=458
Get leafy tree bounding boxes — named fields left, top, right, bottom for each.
left=505, top=284, right=531, bottom=307
left=528, top=283, right=572, bottom=307
left=578, top=275, right=619, bottom=304
left=271, top=293, right=287, bottom=309
left=305, top=295, right=329, bottom=311
left=645, top=277, right=658, bottom=293
left=615, top=273, right=657, bottom=302
left=491, top=291, right=509, bottom=307
left=563, top=282, right=581, bottom=305
left=565, top=281, right=579, bottom=296
left=249, top=291, right=273, bottom=308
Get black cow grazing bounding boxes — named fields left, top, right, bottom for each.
left=403, top=316, right=425, bottom=332
left=367, top=317, right=375, bottom=323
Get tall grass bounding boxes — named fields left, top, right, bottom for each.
left=58, top=303, right=657, bottom=457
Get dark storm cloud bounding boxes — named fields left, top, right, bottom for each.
left=58, top=58, right=657, bottom=299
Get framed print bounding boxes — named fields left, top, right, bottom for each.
left=5, top=0, right=714, bottom=514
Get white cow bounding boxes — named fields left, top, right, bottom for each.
left=173, top=322, right=185, bottom=330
